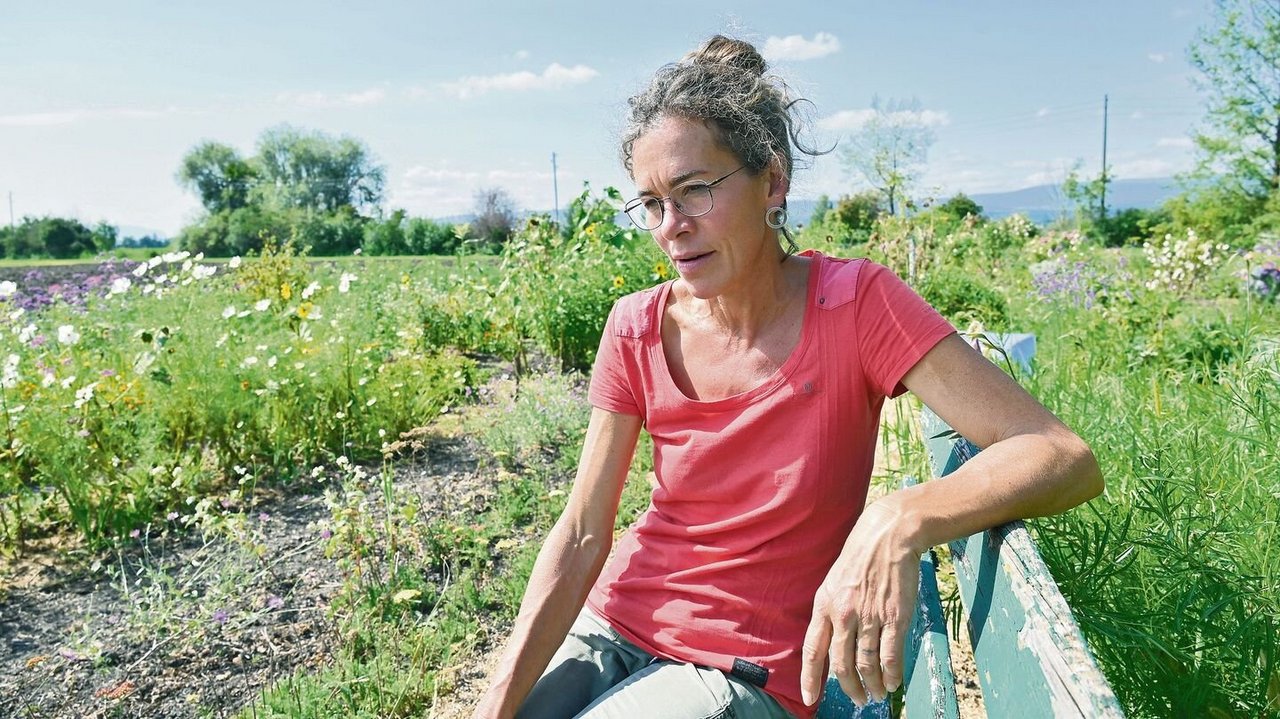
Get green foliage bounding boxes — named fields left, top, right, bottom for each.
left=933, top=192, right=984, bottom=223
left=176, top=141, right=257, bottom=214
left=832, top=191, right=883, bottom=237
left=1024, top=296, right=1280, bottom=718
left=253, top=125, right=386, bottom=215
left=498, top=212, right=661, bottom=372
left=915, top=266, right=1008, bottom=328
left=0, top=216, right=115, bottom=260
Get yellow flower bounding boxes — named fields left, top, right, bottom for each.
left=401, top=273, right=411, bottom=286
left=297, top=302, right=313, bottom=319
left=612, top=275, right=625, bottom=289
left=653, top=262, right=670, bottom=280
left=280, top=282, right=293, bottom=300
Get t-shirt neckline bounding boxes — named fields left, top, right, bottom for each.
left=652, top=253, right=821, bottom=410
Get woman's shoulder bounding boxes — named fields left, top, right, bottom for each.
left=607, top=281, right=671, bottom=339
left=801, top=250, right=889, bottom=311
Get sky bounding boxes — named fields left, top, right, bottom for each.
left=0, top=1, right=1214, bottom=238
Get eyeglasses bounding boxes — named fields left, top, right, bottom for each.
left=623, top=166, right=745, bottom=230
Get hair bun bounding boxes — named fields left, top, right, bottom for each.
left=684, top=34, right=767, bottom=77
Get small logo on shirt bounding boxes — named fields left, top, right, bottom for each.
left=803, top=381, right=814, bottom=394
left=731, top=658, right=769, bottom=688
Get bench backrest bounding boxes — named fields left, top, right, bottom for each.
left=816, top=408, right=1122, bottom=718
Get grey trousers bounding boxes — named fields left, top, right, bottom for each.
left=516, top=608, right=795, bottom=719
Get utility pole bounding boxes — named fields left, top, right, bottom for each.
left=7, top=191, right=13, bottom=232
left=551, top=152, right=560, bottom=226
left=1100, top=94, right=1109, bottom=223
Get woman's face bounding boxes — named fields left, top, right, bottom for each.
left=629, top=115, right=787, bottom=299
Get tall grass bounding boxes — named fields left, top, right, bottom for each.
left=1023, top=296, right=1280, bottom=717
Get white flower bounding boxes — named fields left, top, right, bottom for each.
left=133, top=352, right=156, bottom=376
left=109, top=277, right=132, bottom=295
left=222, top=305, right=237, bottom=319
left=17, top=324, right=37, bottom=344
left=254, top=299, right=271, bottom=312
left=192, top=264, right=217, bottom=280
left=366, top=398, right=377, bottom=407
left=338, top=273, right=357, bottom=293
left=301, top=281, right=321, bottom=300
left=2, top=354, right=19, bottom=389
left=8, top=308, right=23, bottom=322
left=132, top=263, right=148, bottom=278
left=0, top=281, right=17, bottom=298
left=242, top=356, right=259, bottom=367
left=228, top=256, right=242, bottom=269
left=57, top=325, right=81, bottom=345
left=74, top=381, right=98, bottom=409
left=61, top=374, right=78, bottom=389
left=215, top=333, right=229, bottom=348
left=267, top=355, right=277, bottom=368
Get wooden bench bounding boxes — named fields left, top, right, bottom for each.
left=816, top=407, right=1123, bottom=718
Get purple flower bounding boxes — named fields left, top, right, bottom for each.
left=166, top=511, right=179, bottom=521
left=320, top=527, right=333, bottom=539
left=100, top=369, right=117, bottom=378
left=212, top=609, right=229, bottom=625
left=129, top=528, right=141, bottom=539
left=266, top=595, right=284, bottom=610
left=258, top=512, right=271, bottom=522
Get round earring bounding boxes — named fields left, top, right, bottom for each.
left=765, top=206, right=788, bottom=230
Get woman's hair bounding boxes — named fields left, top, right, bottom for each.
left=621, top=35, right=825, bottom=251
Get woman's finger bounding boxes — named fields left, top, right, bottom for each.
left=799, top=607, right=833, bottom=706
left=830, top=613, right=868, bottom=706
left=854, top=622, right=884, bottom=702
left=879, top=617, right=906, bottom=694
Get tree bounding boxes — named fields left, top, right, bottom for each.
left=176, top=141, right=257, bottom=213
left=255, top=125, right=385, bottom=215
left=1188, top=0, right=1280, bottom=207
left=840, top=97, right=937, bottom=216
left=470, top=187, right=518, bottom=252
left=833, top=191, right=883, bottom=235
left=809, top=194, right=833, bottom=226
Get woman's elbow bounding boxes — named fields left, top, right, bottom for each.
left=1061, top=430, right=1104, bottom=505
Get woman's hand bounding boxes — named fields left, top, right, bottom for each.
left=799, top=498, right=921, bottom=708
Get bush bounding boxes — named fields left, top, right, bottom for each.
left=916, top=266, right=1008, bottom=329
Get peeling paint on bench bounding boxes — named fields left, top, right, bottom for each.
left=921, top=407, right=1123, bottom=718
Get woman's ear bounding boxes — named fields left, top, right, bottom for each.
left=767, top=159, right=790, bottom=205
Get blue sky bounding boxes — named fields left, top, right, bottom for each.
left=0, top=1, right=1212, bottom=237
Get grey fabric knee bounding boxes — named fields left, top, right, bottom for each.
left=516, top=609, right=793, bottom=719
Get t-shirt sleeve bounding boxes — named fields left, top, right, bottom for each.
left=854, top=263, right=956, bottom=398
left=588, top=300, right=644, bottom=416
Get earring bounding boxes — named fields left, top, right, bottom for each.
left=765, top=206, right=787, bottom=229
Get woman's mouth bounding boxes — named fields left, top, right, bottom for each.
left=673, top=251, right=713, bottom=273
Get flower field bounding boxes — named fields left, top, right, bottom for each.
left=1, top=193, right=1279, bottom=717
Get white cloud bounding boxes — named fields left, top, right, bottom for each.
left=0, top=107, right=170, bottom=127
left=1148, top=52, right=1167, bottom=63
left=276, top=86, right=388, bottom=108
left=818, top=108, right=950, bottom=132
left=1113, top=157, right=1182, bottom=178
left=394, top=163, right=558, bottom=217
left=442, top=63, right=599, bottom=99
left=514, top=49, right=530, bottom=61
left=1036, top=107, right=1051, bottom=118
left=1157, top=136, right=1194, bottom=149
left=763, top=32, right=841, bottom=62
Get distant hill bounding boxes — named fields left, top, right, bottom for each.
left=787, top=177, right=1181, bottom=227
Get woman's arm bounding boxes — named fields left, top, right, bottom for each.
left=799, top=333, right=1104, bottom=708
left=473, top=407, right=643, bottom=719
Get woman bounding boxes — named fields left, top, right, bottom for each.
left=475, top=35, right=1103, bottom=719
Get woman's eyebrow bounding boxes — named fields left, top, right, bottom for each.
left=636, top=169, right=708, bottom=196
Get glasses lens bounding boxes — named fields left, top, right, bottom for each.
left=673, top=183, right=713, bottom=217
left=626, top=198, right=663, bottom=230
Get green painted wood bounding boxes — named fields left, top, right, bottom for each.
left=919, top=407, right=1124, bottom=718
left=903, top=549, right=960, bottom=719
left=816, top=478, right=959, bottom=719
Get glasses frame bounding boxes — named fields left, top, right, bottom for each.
left=623, top=166, right=746, bottom=230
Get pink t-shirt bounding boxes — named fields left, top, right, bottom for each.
left=585, top=251, right=955, bottom=718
